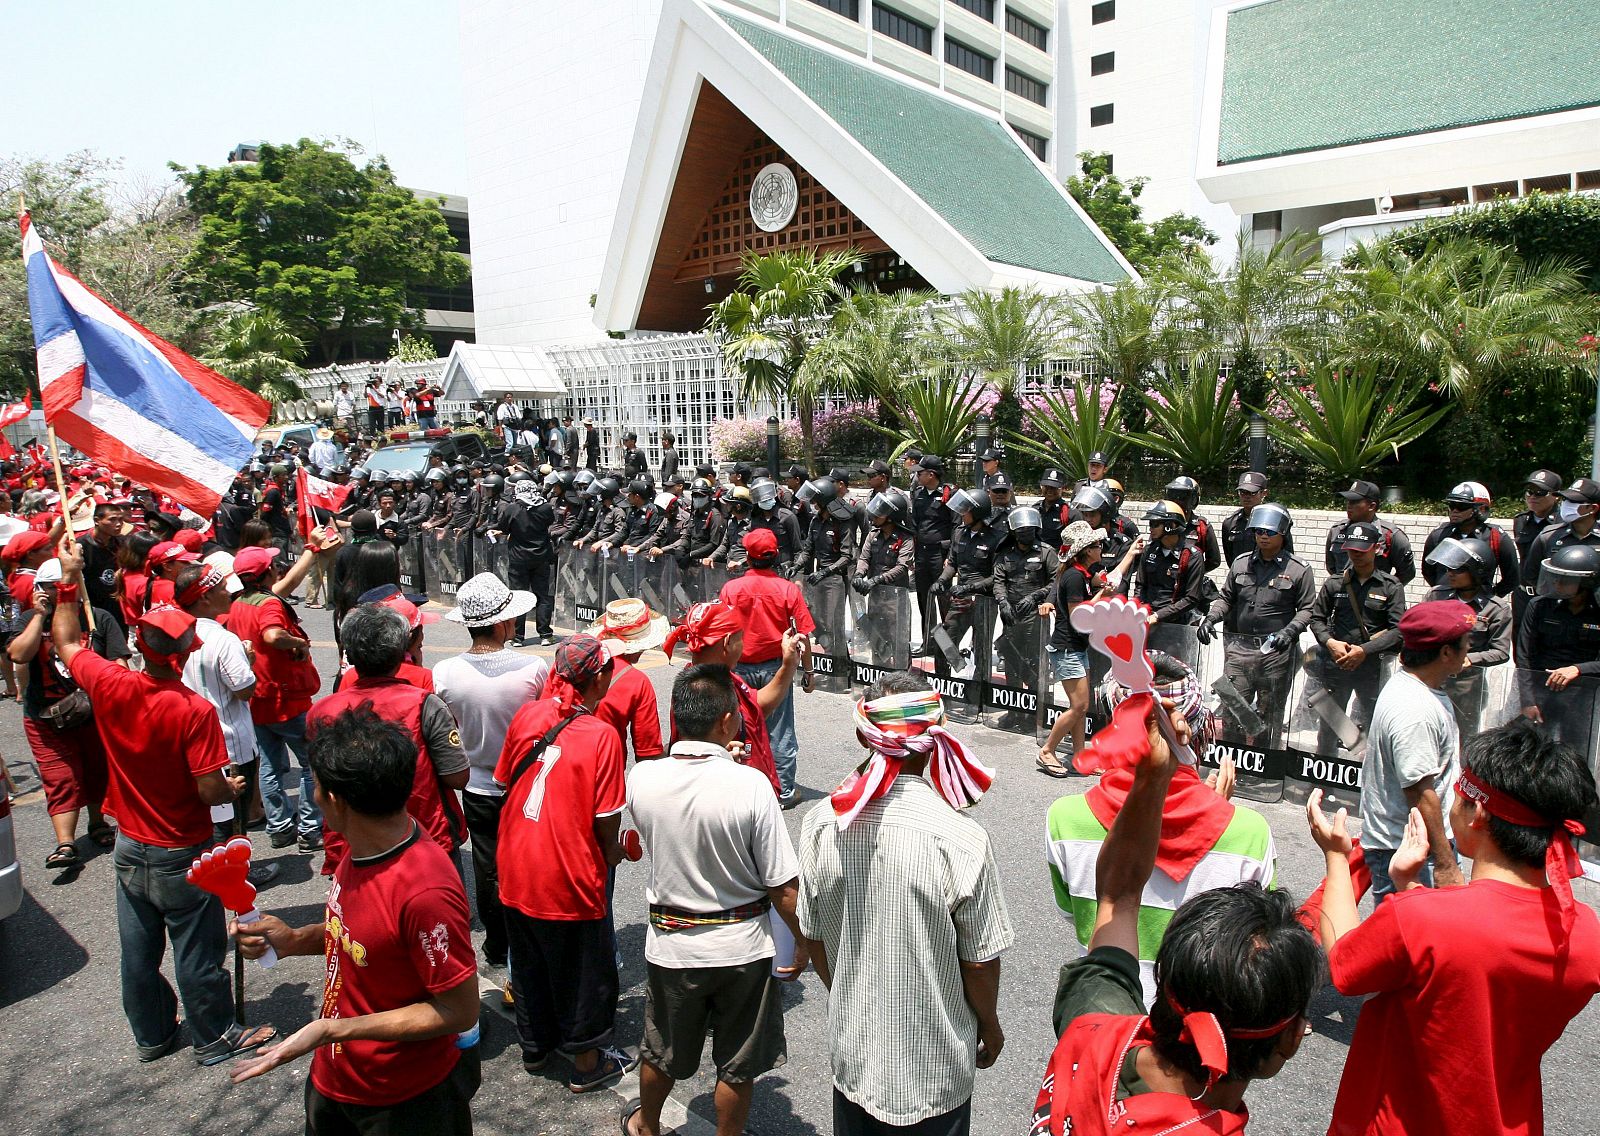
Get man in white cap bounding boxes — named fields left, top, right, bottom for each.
left=434, top=573, right=549, bottom=969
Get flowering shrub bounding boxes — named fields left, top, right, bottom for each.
left=709, top=417, right=803, bottom=464
left=813, top=401, right=883, bottom=455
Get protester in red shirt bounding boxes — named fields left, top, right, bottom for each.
left=662, top=601, right=797, bottom=798
left=145, top=539, right=201, bottom=609
left=493, top=634, right=634, bottom=1093
left=1308, top=716, right=1600, bottom=1136
left=335, top=586, right=439, bottom=694
left=230, top=704, right=481, bottom=1134
left=312, top=603, right=468, bottom=876
left=52, top=538, right=277, bottom=1066
left=718, top=528, right=814, bottom=805
left=545, top=599, right=669, bottom=762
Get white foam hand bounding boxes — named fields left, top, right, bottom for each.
left=1069, top=596, right=1155, bottom=693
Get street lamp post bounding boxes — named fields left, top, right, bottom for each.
left=973, top=413, right=991, bottom=488
left=766, top=415, right=781, bottom=480
left=1249, top=413, right=1268, bottom=474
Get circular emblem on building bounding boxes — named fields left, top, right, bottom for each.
left=749, top=163, right=799, bottom=232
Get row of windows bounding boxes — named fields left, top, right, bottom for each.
left=873, top=4, right=933, bottom=53
left=1014, top=128, right=1047, bottom=161
left=1005, top=65, right=1047, bottom=106
left=805, top=0, right=859, bottom=17
left=1005, top=8, right=1048, bottom=51
left=949, top=0, right=994, bottom=18
left=804, top=0, right=1050, bottom=55
left=944, top=36, right=993, bottom=81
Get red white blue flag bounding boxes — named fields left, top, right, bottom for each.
left=19, top=211, right=270, bottom=515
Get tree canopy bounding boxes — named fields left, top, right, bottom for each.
left=1063, top=152, right=1216, bottom=271
left=174, top=138, right=467, bottom=365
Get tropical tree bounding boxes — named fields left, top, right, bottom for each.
left=866, top=373, right=988, bottom=464
left=1063, top=151, right=1216, bottom=270
left=1124, top=361, right=1247, bottom=485
left=1005, top=375, right=1126, bottom=476
left=1062, top=277, right=1186, bottom=433
left=1261, top=363, right=1450, bottom=482
left=935, top=286, right=1069, bottom=443
left=704, top=247, right=862, bottom=470
left=203, top=309, right=307, bottom=405
left=1165, top=229, right=1331, bottom=409
left=797, top=287, right=939, bottom=407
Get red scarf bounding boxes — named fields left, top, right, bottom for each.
left=1083, top=763, right=1234, bottom=883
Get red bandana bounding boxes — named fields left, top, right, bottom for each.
left=1456, top=766, right=1585, bottom=931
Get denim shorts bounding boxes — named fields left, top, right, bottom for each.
left=1048, top=645, right=1089, bottom=681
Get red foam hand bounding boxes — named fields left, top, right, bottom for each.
left=1072, top=690, right=1155, bottom=776
left=186, top=837, right=259, bottom=915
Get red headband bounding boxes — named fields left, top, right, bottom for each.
left=1165, top=995, right=1301, bottom=1093
left=175, top=567, right=226, bottom=609
left=662, top=601, right=742, bottom=660
left=1456, top=767, right=1585, bottom=930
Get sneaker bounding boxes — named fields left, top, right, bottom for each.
left=248, top=861, right=282, bottom=885
left=297, top=831, right=324, bottom=854
left=267, top=828, right=295, bottom=849
left=778, top=789, right=800, bottom=811
left=539, top=635, right=555, bottom=646
left=521, top=1049, right=549, bottom=1074
left=568, top=1046, right=634, bottom=1093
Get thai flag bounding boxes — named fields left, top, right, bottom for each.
left=20, top=211, right=270, bottom=516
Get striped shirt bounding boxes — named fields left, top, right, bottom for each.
left=798, top=779, right=1014, bottom=1126
left=1045, top=794, right=1275, bottom=1007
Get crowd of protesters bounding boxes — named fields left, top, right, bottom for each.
left=0, top=414, right=1597, bottom=1136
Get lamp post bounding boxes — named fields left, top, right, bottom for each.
left=973, top=413, right=991, bottom=488
left=1248, top=412, right=1267, bottom=474
left=766, top=415, right=781, bottom=479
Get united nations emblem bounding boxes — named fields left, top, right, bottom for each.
left=749, top=163, right=799, bottom=232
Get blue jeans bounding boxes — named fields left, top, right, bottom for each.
left=1367, top=842, right=1457, bottom=903
left=737, top=659, right=797, bottom=797
left=417, top=413, right=438, bottom=431
left=255, top=712, right=320, bottom=837
left=113, top=835, right=233, bottom=1050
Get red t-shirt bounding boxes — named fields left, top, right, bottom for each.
left=1328, top=878, right=1600, bottom=1136
left=493, top=700, right=625, bottom=921
left=120, top=571, right=149, bottom=626
left=719, top=569, right=814, bottom=664
left=548, top=658, right=662, bottom=760
left=310, top=826, right=476, bottom=1106
left=70, top=649, right=229, bottom=848
left=337, top=660, right=434, bottom=695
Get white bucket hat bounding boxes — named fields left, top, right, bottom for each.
left=1061, top=520, right=1108, bottom=560
left=585, top=597, right=669, bottom=656
left=445, top=572, right=538, bottom=628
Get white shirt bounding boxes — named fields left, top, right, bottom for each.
left=308, top=439, right=339, bottom=468
left=333, top=390, right=356, bottom=418
left=433, top=648, right=549, bottom=794
left=181, top=617, right=257, bottom=766
left=0, top=514, right=28, bottom=545
left=628, top=741, right=798, bottom=968
left=1361, top=668, right=1460, bottom=849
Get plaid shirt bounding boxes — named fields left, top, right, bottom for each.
left=798, top=778, right=1014, bottom=1125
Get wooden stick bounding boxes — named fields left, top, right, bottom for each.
left=46, top=426, right=95, bottom=633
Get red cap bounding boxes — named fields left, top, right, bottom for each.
left=742, top=527, right=779, bottom=560
left=1398, top=599, right=1477, bottom=650
left=233, top=546, right=277, bottom=578
left=2, top=530, right=52, bottom=562
left=150, top=541, right=200, bottom=565
left=138, top=604, right=198, bottom=641
left=173, top=529, right=204, bottom=553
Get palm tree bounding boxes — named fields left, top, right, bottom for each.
left=798, top=287, right=939, bottom=406
left=935, top=286, right=1068, bottom=442
left=1063, top=277, right=1186, bottom=432
left=1261, top=361, right=1450, bottom=482
left=1166, top=229, right=1331, bottom=409
left=203, top=309, right=307, bottom=405
left=704, top=248, right=863, bottom=469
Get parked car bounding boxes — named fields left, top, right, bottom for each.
left=364, top=430, right=501, bottom=479
left=255, top=422, right=323, bottom=454
left=0, top=790, right=21, bottom=922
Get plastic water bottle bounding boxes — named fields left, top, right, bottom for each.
left=456, top=1020, right=481, bottom=1049
left=769, top=909, right=797, bottom=980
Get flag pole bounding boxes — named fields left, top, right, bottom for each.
left=46, top=427, right=96, bottom=634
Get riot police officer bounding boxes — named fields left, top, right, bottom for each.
left=1164, top=475, right=1221, bottom=573
left=1134, top=500, right=1208, bottom=627
left=1037, top=468, right=1069, bottom=552
left=1068, top=485, right=1133, bottom=567
left=1221, top=472, right=1293, bottom=566
left=1516, top=543, right=1600, bottom=745
left=1072, top=450, right=1112, bottom=495
left=1325, top=479, right=1415, bottom=583
left=797, top=477, right=857, bottom=660
left=1202, top=503, right=1315, bottom=746
left=931, top=488, right=1005, bottom=680
left=747, top=478, right=803, bottom=573
left=1522, top=478, right=1600, bottom=600
left=575, top=476, right=626, bottom=549
left=709, top=485, right=755, bottom=573
left=564, top=469, right=599, bottom=544
left=685, top=478, right=726, bottom=569
left=1426, top=536, right=1513, bottom=739
left=986, top=472, right=1015, bottom=529
left=910, top=454, right=955, bottom=651
left=1421, top=480, right=1519, bottom=596
left=853, top=489, right=916, bottom=668
left=611, top=478, right=668, bottom=554
left=1511, top=469, right=1564, bottom=623
left=991, top=506, right=1060, bottom=727
left=1308, top=520, right=1407, bottom=751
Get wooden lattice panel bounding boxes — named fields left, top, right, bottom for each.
left=676, top=135, right=888, bottom=281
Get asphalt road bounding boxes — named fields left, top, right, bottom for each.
left=2, top=602, right=1597, bottom=1135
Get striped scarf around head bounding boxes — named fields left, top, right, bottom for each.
left=830, top=690, right=994, bottom=830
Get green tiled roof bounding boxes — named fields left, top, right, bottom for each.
left=718, top=11, right=1128, bottom=284
left=1218, top=0, right=1600, bottom=165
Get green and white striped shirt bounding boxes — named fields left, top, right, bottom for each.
left=1045, top=793, right=1276, bottom=1006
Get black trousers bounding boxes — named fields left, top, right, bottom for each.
left=460, top=792, right=508, bottom=963
left=913, top=553, right=947, bottom=642
left=366, top=406, right=384, bottom=433
left=504, top=911, right=618, bottom=1060
left=305, top=1046, right=479, bottom=1136
left=1309, top=656, right=1384, bottom=752
left=1223, top=640, right=1296, bottom=747
left=508, top=556, right=555, bottom=638
left=833, top=1089, right=970, bottom=1136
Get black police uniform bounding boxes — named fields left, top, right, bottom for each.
left=1187, top=515, right=1223, bottom=574
left=1134, top=540, right=1207, bottom=626
left=1522, top=522, right=1600, bottom=598
left=1038, top=496, right=1068, bottom=552
left=932, top=523, right=1006, bottom=679
left=1516, top=592, right=1600, bottom=745
left=992, top=540, right=1060, bottom=696
left=1421, top=519, right=1519, bottom=597
left=800, top=507, right=858, bottom=659
left=1325, top=519, right=1415, bottom=584
left=854, top=523, right=916, bottom=668
left=1208, top=550, right=1316, bottom=744
left=1512, top=507, right=1563, bottom=622
left=910, top=481, right=956, bottom=641
left=1220, top=506, right=1294, bottom=567
left=1308, top=568, right=1406, bottom=750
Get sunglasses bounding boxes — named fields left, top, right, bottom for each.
left=1525, top=488, right=1553, bottom=497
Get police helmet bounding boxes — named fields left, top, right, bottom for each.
left=481, top=473, right=506, bottom=494
left=1008, top=506, right=1043, bottom=542
left=1071, top=486, right=1112, bottom=515
left=1426, top=537, right=1493, bottom=584
left=573, top=469, right=597, bottom=491
left=348, top=466, right=369, bottom=482
left=946, top=488, right=991, bottom=525
left=1445, top=480, right=1492, bottom=519
left=425, top=468, right=448, bottom=483
left=1144, top=500, right=1187, bottom=530
left=865, top=489, right=909, bottom=526
left=689, top=477, right=714, bottom=501
left=595, top=476, right=621, bottom=499
left=1104, top=478, right=1126, bottom=509
left=1542, top=544, right=1600, bottom=590
left=450, top=463, right=468, bottom=478
left=1164, top=476, right=1199, bottom=509
left=628, top=477, right=651, bottom=499
left=750, top=479, right=779, bottom=511
left=507, top=471, right=533, bottom=485
left=1246, top=503, right=1292, bottom=536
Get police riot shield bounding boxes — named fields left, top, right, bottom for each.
left=423, top=527, right=466, bottom=602
left=555, top=544, right=580, bottom=629
left=802, top=572, right=851, bottom=694
left=1512, top=673, right=1600, bottom=870
left=613, top=550, right=671, bottom=618
left=846, top=579, right=912, bottom=684
left=1278, top=636, right=1387, bottom=814
left=472, top=531, right=509, bottom=589
left=700, top=563, right=730, bottom=608
left=1201, top=630, right=1300, bottom=804
left=1440, top=659, right=1518, bottom=745
left=914, top=587, right=990, bottom=722
left=567, top=546, right=605, bottom=628
left=396, top=535, right=425, bottom=594
left=979, top=593, right=1045, bottom=736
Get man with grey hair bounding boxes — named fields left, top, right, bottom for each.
left=308, top=603, right=469, bottom=876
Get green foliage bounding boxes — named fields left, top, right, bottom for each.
left=1261, top=363, right=1450, bottom=482
left=936, top=285, right=1067, bottom=441
left=866, top=374, right=987, bottom=464
left=1063, top=152, right=1216, bottom=270
left=1005, top=376, right=1126, bottom=476
left=201, top=309, right=306, bottom=405
left=390, top=334, right=437, bottom=363
left=798, top=287, right=938, bottom=405
left=174, top=138, right=468, bottom=364
left=1379, top=191, right=1600, bottom=292
left=0, top=152, right=208, bottom=399
left=1124, top=363, right=1247, bottom=484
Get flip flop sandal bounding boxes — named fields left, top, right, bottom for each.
left=45, top=842, right=80, bottom=870
left=1036, top=755, right=1072, bottom=779
left=197, top=1023, right=279, bottom=1067
left=619, top=1099, right=642, bottom=1136
left=88, top=822, right=116, bottom=848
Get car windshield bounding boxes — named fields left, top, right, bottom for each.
left=364, top=446, right=433, bottom=478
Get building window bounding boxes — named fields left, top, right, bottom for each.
left=950, top=0, right=995, bottom=19
left=1006, top=66, right=1048, bottom=106
left=1089, top=102, right=1114, bottom=127
left=1005, top=8, right=1048, bottom=51
left=1015, top=128, right=1048, bottom=161
left=1090, top=51, right=1114, bottom=76
left=945, top=37, right=995, bottom=81
left=873, top=4, right=934, bottom=53
left=1091, top=1, right=1115, bottom=25
left=805, top=0, right=860, bottom=17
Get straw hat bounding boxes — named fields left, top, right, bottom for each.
left=586, top=598, right=669, bottom=656
left=444, top=572, right=537, bottom=628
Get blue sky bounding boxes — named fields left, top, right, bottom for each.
left=4, top=0, right=467, bottom=193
